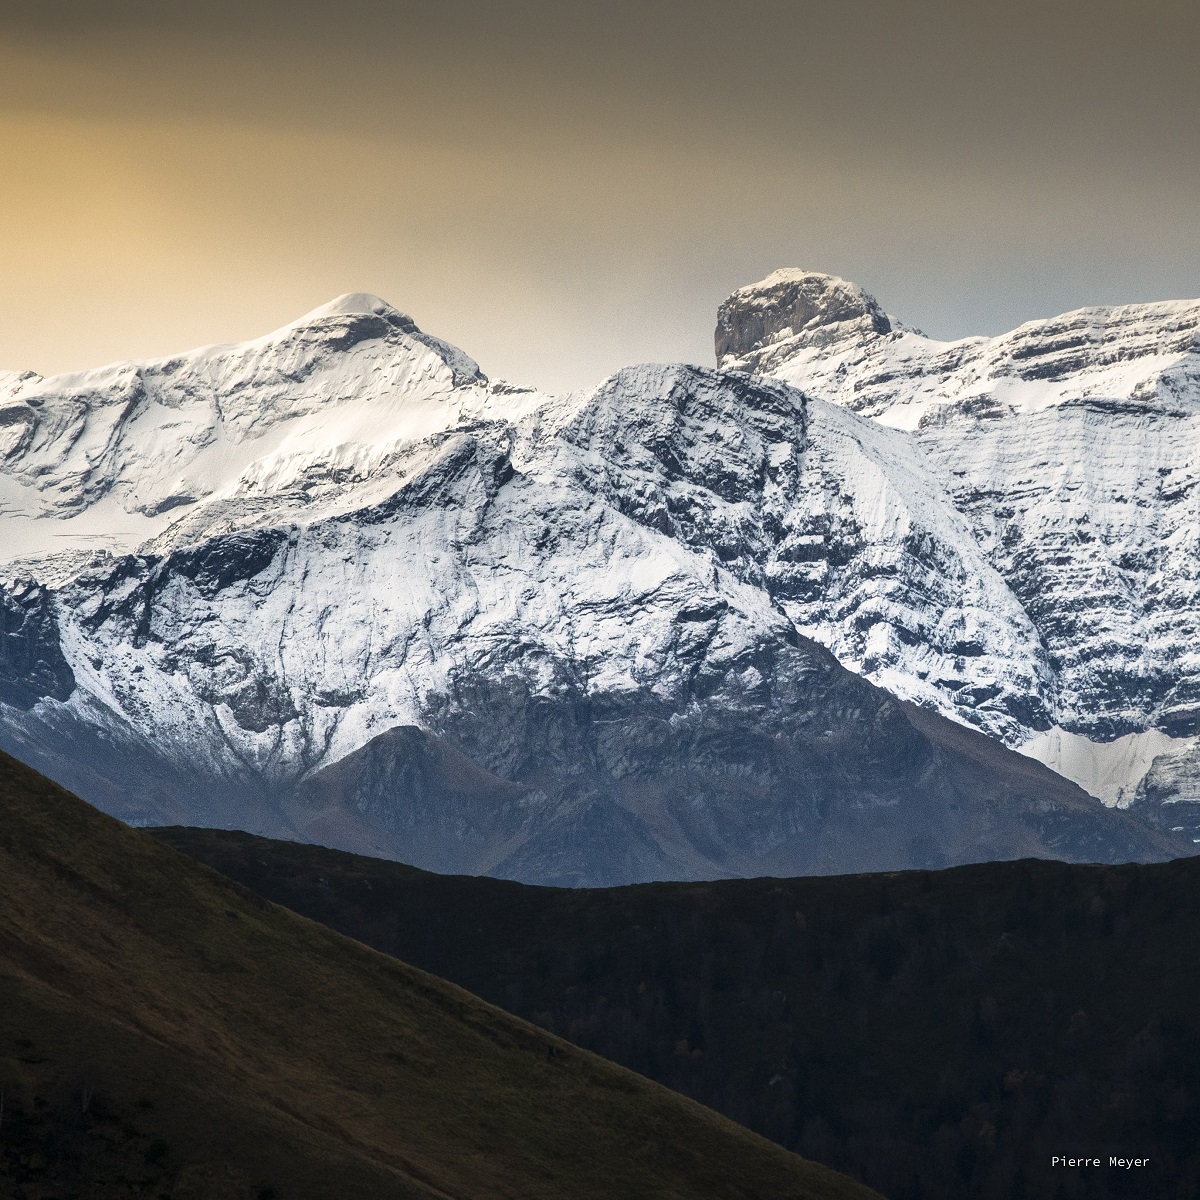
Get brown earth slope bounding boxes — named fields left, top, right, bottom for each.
left=0, top=749, right=877, bottom=1200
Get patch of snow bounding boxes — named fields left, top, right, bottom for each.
left=1018, top=727, right=1194, bottom=807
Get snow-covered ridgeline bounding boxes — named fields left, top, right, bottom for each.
left=0, top=294, right=547, bottom=567
left=720, top=269, right=1200, bottom=807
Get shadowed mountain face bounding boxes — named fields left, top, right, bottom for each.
left=268, top=700, right=1181, bottom=886
left=156, top=825, right=1200, bottom=1200
left=0, top=749, right=876, bottom=1200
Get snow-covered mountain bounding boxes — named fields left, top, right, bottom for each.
left=718, top=270, right=1200, bottom=824
left=0, top=294, right=508, bottom=570
left=0, top=292, right=1175, bottom=882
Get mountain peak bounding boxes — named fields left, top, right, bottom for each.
left=295, top=292, right=405, bottom=322
left=279, top=292, right=484, bottom=387
left=292, top=291, right=405, bottom=324
left=278, top=291, right=422, bottom=342
left=715, top=270, right=893, bottom=367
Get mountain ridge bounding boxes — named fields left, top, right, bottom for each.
left=719, top=270, right=1200, bottom=820
left=154, top=823, right=1200, bottom=1200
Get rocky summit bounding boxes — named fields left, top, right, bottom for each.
left=714, top=270, right=894, bottom=363
left=0, top=287, right=1192, bottom=881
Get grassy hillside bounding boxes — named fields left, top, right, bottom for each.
left=0, top=749, right=876, bottom=1200
left=156, top=826, right=1200, bottom=1200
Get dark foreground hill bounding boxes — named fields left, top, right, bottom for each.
left=0, top=750, right=875, bottom=1200
left=156, top=826, right=1200, bottom=1200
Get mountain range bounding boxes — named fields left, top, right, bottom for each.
left=1, top=277, right=1196, bottom=882
left=718, top=271, right=1200, bottom=810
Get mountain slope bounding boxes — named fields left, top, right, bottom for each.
left=274, top=701, right=1180, bottom=882
left=155, top=825, right=1200, bottom=1200
left=718, top=270, right=1200, bottom=822
left=0, top=748, right=876, bottom=1200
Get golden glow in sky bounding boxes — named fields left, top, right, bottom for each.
left=1, top=1, right=1197, bottom=391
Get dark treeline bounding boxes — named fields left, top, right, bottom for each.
left=157, top=828, right=1200, bottom=1200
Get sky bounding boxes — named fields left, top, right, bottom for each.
left=1, top=1, right=1197, bottom=392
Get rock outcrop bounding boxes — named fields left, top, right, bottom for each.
left=715, top=270, right=893, bottom=364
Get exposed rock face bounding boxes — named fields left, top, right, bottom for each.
left=0, top=301, right=1177, bottom=881
left=720, top=270, right=1200, bottom=830
left=715, top=270, right=892, bottom=365
left=0, top=581, right=75, bottom=710
left=1137, top=740, right=1200, bottom=822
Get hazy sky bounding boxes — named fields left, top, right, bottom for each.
left=1, top=1, right=1197, bottom=391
